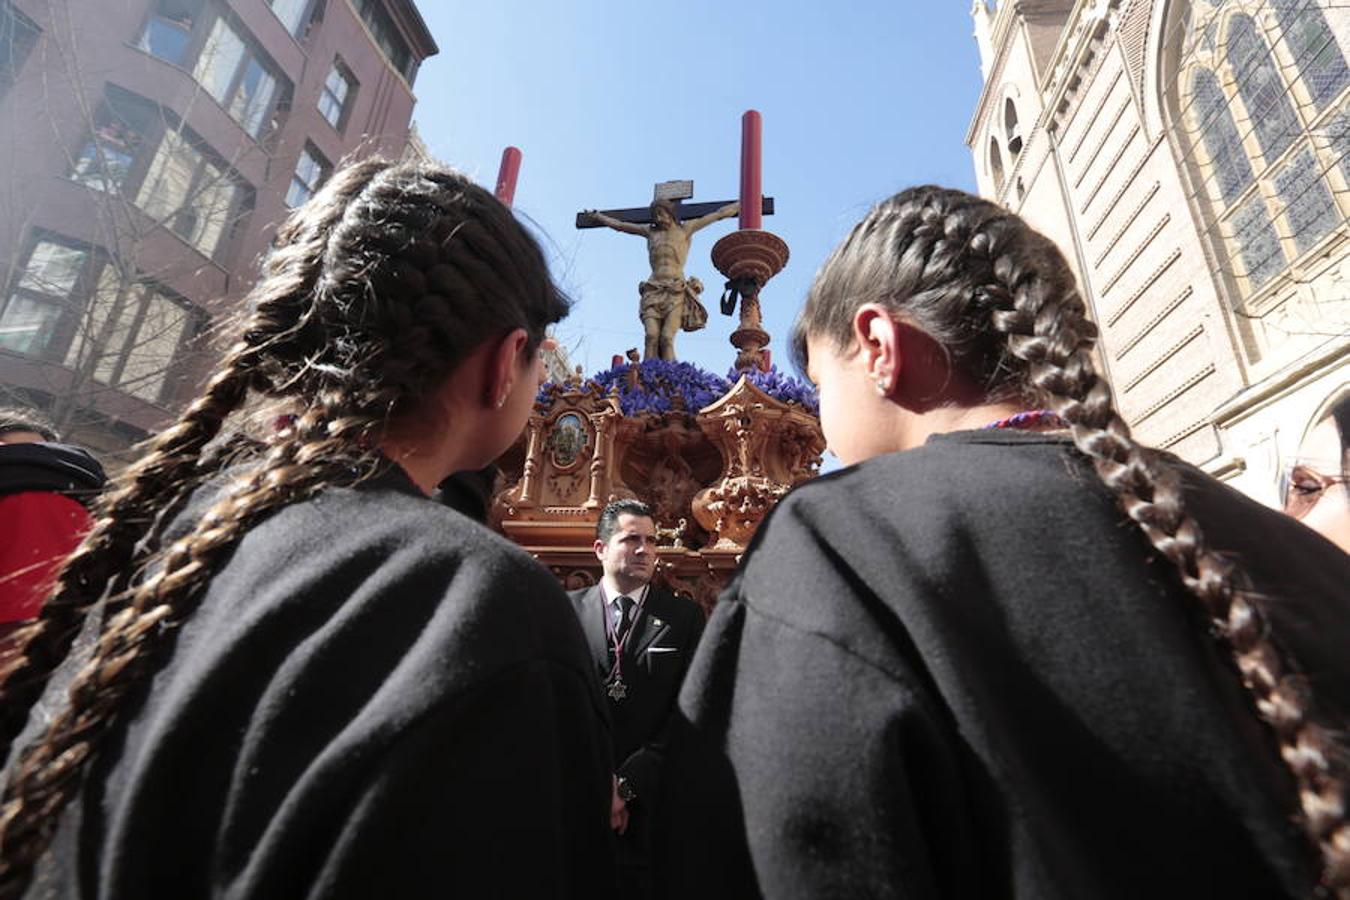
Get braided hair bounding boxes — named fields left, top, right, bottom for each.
left=0, top=158, right=567, bottom=896
left=793, top=185, right=1349, bottom=898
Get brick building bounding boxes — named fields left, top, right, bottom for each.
left=967, top=0, right=1347, bottom=506
left=0, top=0, right=436, bottom=460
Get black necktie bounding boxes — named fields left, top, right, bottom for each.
left=615, top=595, right=636, bottom=643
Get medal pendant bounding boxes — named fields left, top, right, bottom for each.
left=607, top=678, right=628, bottom=701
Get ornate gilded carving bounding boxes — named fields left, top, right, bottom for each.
left=497, top=370, right=821, bottom=597
left=493, top=379, right=632, bottom=545
left=691, top=376, right=824, bottom=549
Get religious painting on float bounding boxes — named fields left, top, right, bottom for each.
left=549, top=413, right=589, bottom=470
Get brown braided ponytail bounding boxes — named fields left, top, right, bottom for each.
left=0, top=158, right=567, bottom=897
left=796, top=186, right=1349, bottom=898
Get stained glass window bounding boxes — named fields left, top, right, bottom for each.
left=1273, top=0, right=1349, bottom=109
left=1273, top=148, right=1339, bottom=254
left=1193, top=68, right=1255, bottom=204
left=1232, top=196, right=1286, bottom=288
left=1175, top=2, right=1349, bottom=301
left=1321, top=109, right=1350, bottom=184
left=1227, top=15, right=1302, bottom=163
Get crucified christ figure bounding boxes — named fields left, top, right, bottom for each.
left=585, top=199, right=738, bottom=361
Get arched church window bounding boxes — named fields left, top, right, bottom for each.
left=1166, top=0, right=1350, bottom=303
left=1226, top=15, right=1301, bottom=163
left=1273, top=0, right=1349, bottom=108
left=989, top=137, right=1005, bottom=193
left=1004, top=98, right=1022, bottom=158
left=1192, top=67, right=1254, bottom=203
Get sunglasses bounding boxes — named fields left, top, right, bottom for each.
left=1280, top=462, right=1350, bottom=520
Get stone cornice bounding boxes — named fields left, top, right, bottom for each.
left=1044, top=0, right=1124, bottom=134
left=1210, top=336, right=1350, bottom=428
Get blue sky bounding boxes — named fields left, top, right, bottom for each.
left=413, top=2, right=984, bottom=379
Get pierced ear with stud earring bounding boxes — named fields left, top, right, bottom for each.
left=874, top=374, right=890, bottom=397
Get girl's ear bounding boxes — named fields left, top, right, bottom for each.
left=852, top=303, right=903, bottom=397
left=484, top=327, right=530, bottom=409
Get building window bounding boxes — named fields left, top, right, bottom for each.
left=268, top=0, right=314, bottom=37
left=286, top=143, right=330, bottom=207
left=1322, top=106, right=1350, bottom=183
left=1231, top=195, right=1285, bottom=288
left=0, top=240, right=91, bottom=356
left=1169, top=0, right=1350, bottom=302
left=193, top=17, right=281, bottom=138
left=1272, top=148, right=1339, bottom=254
left=138, top=4, right=289, bottom=141
left=68, top=90, right=158, bottom=194
left=1274, top=0, right=1349, bottom=109
left=318, top=59, right=355, bottom=129
left=1004, top=98, right=1022, bottom=158
left=62, top=268, right=195, bottom=404
left=138, top=0, right=202, bottom=67
left=989, top=137, right=1005, bottom=194
left=1, top=1, right=40, bottom=97
left=136, top=130, right=249, bottom=260
left=1192, top=68, right=1254, bottom=205
left=1226, top=15, right=1301, bottom=164
left=1, top=238, right=198, bottom=404
left=352, top=0, right=414, bottom=82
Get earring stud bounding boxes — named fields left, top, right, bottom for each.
left=875, top=377, right=889, bottom=396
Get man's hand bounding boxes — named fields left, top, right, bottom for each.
left=610, top=776, right=630, bottom=834
left=720, top=201, right=740, bottom=219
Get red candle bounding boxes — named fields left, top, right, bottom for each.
left=739, top=110, right=763, bottom=230
left=495, top=146, right=522, bottom=207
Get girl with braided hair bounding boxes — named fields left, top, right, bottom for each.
left=0, top=158, right=616, bottom=898
left=657, top=186, right=1350, bottom=899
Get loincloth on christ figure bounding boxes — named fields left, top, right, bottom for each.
left=638, top=277, right=708, bottom=332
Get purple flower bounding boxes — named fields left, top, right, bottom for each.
left=537, top=360, right=819, bottom=418
left=587, top=359, right=730, bottom=417
left=725, top=365, right=819, bottom=414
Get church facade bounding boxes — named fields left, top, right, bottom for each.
left=967, top=0, right=1348, bottom=506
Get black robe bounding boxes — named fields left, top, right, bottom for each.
left=25, top=463, right=616, bottom=899
left=656, top=429, right=1350, bottom=899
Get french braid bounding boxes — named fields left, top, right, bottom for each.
left=797, top=186, right=1349, bottom=898
left=0, top=157, right=567, bottom=897
left=0, top=160, right=377, bottom=760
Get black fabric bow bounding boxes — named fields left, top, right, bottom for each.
left=720, top=277, right=760, bottom=316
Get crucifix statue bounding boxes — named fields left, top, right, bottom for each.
left=579, top=181, right=772, bottom=361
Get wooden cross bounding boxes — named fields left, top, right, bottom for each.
left=575, top=180, right=774, bottom=229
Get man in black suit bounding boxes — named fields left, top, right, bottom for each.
left=569, top=499, right=704, bottom=898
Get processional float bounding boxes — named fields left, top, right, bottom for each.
left=488, top=112, right=824, bottom=610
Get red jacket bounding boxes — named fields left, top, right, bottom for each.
left=0, top=492, right=91, bottom=622
left=0, top=441, right=104, bottom=623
